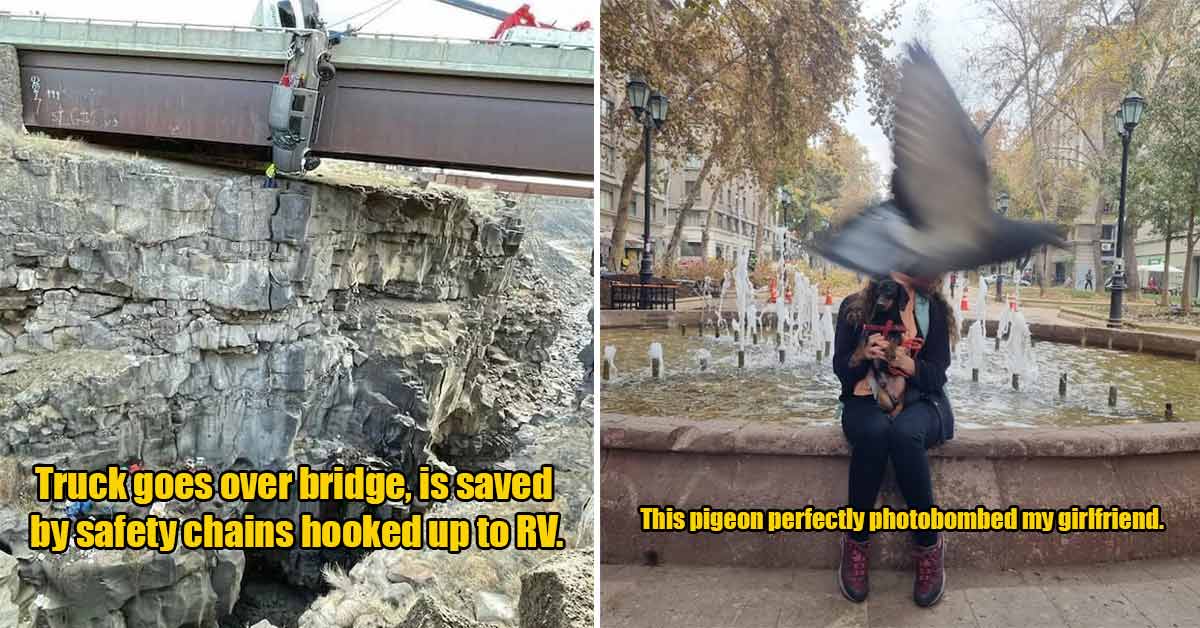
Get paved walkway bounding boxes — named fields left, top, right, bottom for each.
left=602, top=556, right=1200, bottom=627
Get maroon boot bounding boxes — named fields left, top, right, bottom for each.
left=838, top=535, right=870, bottom=603
left=913, top=536, right=946, bottom=607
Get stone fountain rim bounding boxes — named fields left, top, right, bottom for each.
left=601, top=412, right=1200, bottom=459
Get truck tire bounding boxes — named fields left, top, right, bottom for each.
left=303, top=155, right=322, bottom=171
left=318, top=59, right=336, bottom=81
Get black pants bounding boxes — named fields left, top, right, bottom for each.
left=842, top=395, right=941, bottom=546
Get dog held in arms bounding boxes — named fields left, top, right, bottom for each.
left=861, top=278, right=924, bottom=415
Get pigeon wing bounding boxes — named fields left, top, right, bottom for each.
left=810, top=202, right=922, bottom=277
left=892, top=44, right=993, bottom=240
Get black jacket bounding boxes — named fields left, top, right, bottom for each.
left=831, top=293, right=955, bottom=442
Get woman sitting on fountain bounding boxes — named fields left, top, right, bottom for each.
left=832, top=272, right=957, bottom=608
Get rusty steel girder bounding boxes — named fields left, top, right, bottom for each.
left=17, top=50, right=593, bottom=179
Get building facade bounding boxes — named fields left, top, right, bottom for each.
left=598, top=87, right=669, bottom=272
left=662, top=160, right=771, bottom=262
left=599, top=84, right=779, bottom=270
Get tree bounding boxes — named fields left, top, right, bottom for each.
left=601, top=0, right=728, bottom=270
left=1136, top=149, right=1187, bottom=304
left=1149, top=43, right=1200, bottom=312
left=971, top=0, right=1200, bottom=298
left=970, top=0, right=1086, bottom=296
left=700, top=181, right=725, bottom=261
left=601, top=0, right=899, bottom=269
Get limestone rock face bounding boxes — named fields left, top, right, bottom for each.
left=14, top=547, right=233, bottom=628
left=0, top=552, right=34, bottom=628
left=0, top=46, right=23, bottom=132
left=0, top=134, right=560, bottom=626
left=400, top=595, right=498, bottom=628
left=517, top=551, right=593, bottom=628
left=0, top=139, right=524, bottom=475
left=294, top=191, right=594, bottom=628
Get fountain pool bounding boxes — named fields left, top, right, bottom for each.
left=599, top=327, right=1200, bottom=427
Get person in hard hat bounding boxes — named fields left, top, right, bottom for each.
left=264, top=162, right=279, bottom=189
left=66, top=500, right=93, bottom=521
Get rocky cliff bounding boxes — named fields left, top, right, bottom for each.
left=0, top=128, right=591, bottom=627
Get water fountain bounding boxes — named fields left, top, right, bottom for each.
left=732, top=249, right=757, bottom=351
left=695, top=348, right=711, bottom=372
left=601, top=264, right=1198, bottom=427
left=600, top=266, right=1200, bottom=572
left=965, top=275, right=988, bottom=381
left=1004, top=308, right=1036, bottom=390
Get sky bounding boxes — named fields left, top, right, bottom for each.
left=842, top=0, right=994, bottom=184
left=0, top=0, right=596, bottom=40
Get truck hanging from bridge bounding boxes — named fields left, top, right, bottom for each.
left=253, top=0, right=592, bottom=175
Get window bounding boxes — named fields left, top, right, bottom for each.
left=1101, top=224, right=1116, bottom=241
left=684, top=180, right=699, bottom=199
left=681, top=241, right=703, bottom=257
left=601, top=190, right=613, bottom=212
left=601, top=97, right=613, bottom=121
left=601, top=144, right=615, bottom=173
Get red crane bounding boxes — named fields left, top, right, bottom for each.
left=434, top=0, right=591, bottom=40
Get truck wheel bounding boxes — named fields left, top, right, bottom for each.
left=303, top=155, right=322, bottom=171
left=318, top=59, right=336, bottom=81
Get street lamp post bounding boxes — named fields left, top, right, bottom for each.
left=626, top=75, right=669, bottom=309
left=996, top=192, right=1009, bottom=302
left=1108, top=91, right=1146, bottom=329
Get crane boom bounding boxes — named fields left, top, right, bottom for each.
left=434, top=0, right=512, bottom=21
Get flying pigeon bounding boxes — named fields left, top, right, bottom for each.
left=811, top=43, right=1064, bottom=278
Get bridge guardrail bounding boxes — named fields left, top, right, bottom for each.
left=0, top=13, right=592, bottom=83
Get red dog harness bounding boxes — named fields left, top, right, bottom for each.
left=861, top=321, right=924, bottom=357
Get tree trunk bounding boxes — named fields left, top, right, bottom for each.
left=753, top=190, right=768, bottom=260
left=1124, top=216, right=1141, bottom=302
left=1161, top=223, right=1173, bottom=307
left=1184, top=203, right=1197, bottom=315
left=663, top=152, right=719, bottom=266
left=609, top=135, right=647, bottom=273
left=1040, top=245, right=1048, bottom=297
left=700, top=182, right=724, bottom=261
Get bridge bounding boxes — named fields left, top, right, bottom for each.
left=0, top=14, right=593, bottom=179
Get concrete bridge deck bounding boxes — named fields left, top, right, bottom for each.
left=0, top=14, right=593, bottom=178
left=0, top=14, right=592, bottom=82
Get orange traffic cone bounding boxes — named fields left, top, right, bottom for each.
left=769, top=278, right=778, bottom=303
left=960, top=291, right=969, bottom=311
left=825, top=292, right=833, bottom=306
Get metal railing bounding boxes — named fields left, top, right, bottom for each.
left=0, top=13, right=592, bottom=81
left=609, top=282, right=678, bottom=311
